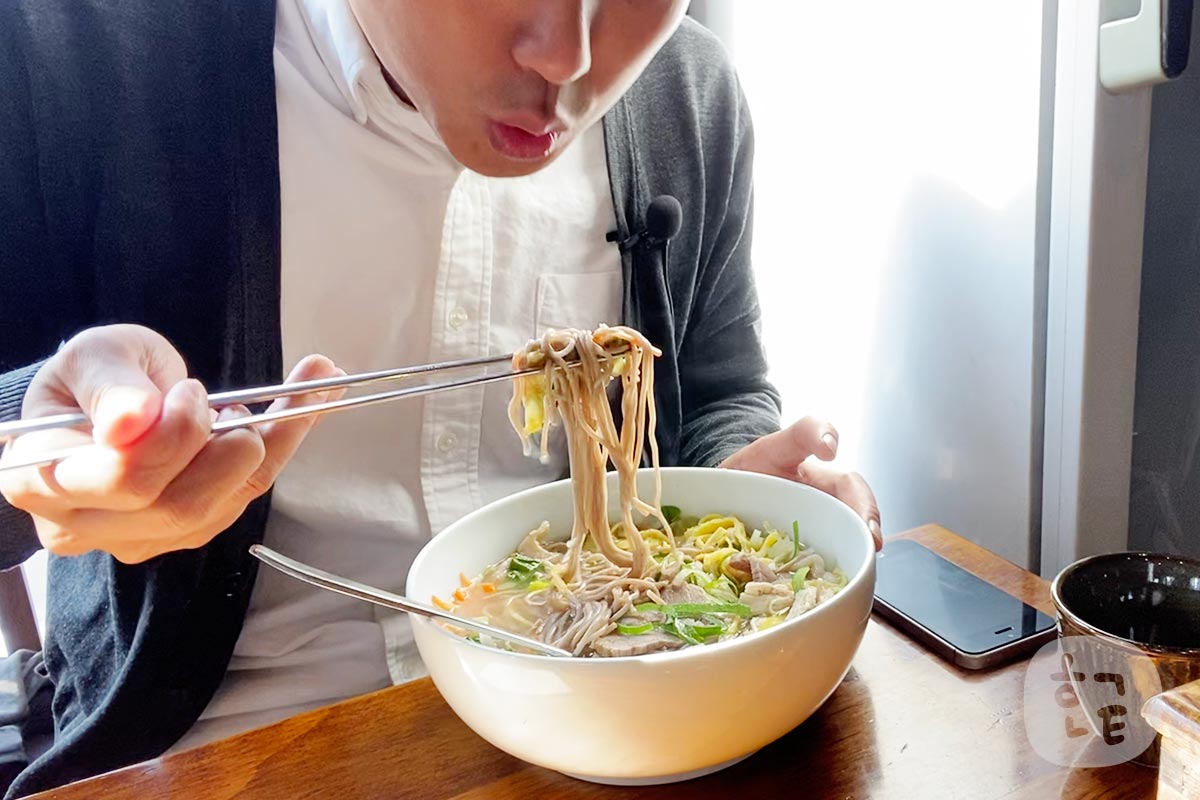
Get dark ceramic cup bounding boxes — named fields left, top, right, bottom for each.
left=1050, top=552, right=1200, bottom=767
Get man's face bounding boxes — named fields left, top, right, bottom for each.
left=348, top=0, right=689, bottom=178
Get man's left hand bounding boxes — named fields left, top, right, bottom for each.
left=720, top=417, right=882, bottom=551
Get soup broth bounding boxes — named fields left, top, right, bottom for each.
left=443, top=512, right=847, bottom=657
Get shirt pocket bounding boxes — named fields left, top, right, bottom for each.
left=534, top=271, right=624, bottom=336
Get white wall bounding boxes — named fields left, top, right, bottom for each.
left=734, top=2, right=1045, bottom=566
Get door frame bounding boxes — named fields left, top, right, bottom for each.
left=1039, top=0, right=1154, bottom=577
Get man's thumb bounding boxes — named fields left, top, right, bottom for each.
left=84, top=373, right=164, bottom=448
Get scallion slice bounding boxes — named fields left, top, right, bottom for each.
left=791, top=566, right=810, bottom=592
left=635, top=601, right=752, bottom=619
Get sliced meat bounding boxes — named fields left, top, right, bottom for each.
left=739, top=581, right=795, bottom=616
left=790, top=552, right=826, bottom=576
left=517, top=521, right=555, bottom=559
left=749, top=557, right=779, bottom=583
left=725, top=553, right=752, bottom=583
left=816, top=583, right=840, bottom=604
left=591, top=630, right=687, bottom=658
left=661, top=582, right=710, bottom=605
left=787, top=585, right=820, bottom=619
left=726, top=553, right=779, bottom=584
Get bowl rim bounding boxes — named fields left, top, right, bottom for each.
left=1050, top=550, right=1200, bottom=657
left=408, top=466, right=876, bottom=664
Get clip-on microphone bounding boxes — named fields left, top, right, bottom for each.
left=606, top=194, right=681, bottom=351
left=606, top=195, right=683, bottom=253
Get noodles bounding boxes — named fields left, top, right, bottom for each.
left=448, top=513, right=848, bottom=657
left=443, top=325, right=847, bottom=657
left=507, top=326, right=667, bottom=580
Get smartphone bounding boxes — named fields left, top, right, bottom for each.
left=872, top=539, right=1056, bottom=670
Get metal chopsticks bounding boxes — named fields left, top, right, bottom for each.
left=0, top=349, right=558, bottom=473
left=0, top=351, right=516, bottom=444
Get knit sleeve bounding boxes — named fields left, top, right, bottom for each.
left=677, top=85, right=782, bottom=468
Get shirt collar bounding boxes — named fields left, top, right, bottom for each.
left=291, top=0, right=455, bottom=161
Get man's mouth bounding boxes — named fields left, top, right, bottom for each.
left=486, top=114, right=565, bottom=161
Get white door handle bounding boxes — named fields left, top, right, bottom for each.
left=1099, top=0, right=1192, bottom=92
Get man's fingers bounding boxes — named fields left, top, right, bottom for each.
left=0, top=427, right=96, bottom=520
left=310, top=367, right=348, bottom=430
left=90, top=384, right=163, bottom=447
left=159, top=499, right=263, bottom=558
left=720, top=416, right=839, bottom=477
left=30, top=517, right=93, bottom=559
left=0, top=326, right=339, bottom=564
left=246, top=355, right=343, bottom=499
left=44, top=379, right=213, bottom=510
left=789, top=416, right=838, bottom=462
left=56, top=325, right=189, bottom=447
left=55, top=405, right=268, bottom=563
left=151, top=405, right=267, bottom=534
left=795, top=460, right=883, bottom=550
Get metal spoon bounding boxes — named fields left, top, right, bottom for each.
left=249, top=545, right=573, bottom=658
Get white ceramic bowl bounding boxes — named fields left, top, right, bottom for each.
left=407, top=467, right=876, bottom=785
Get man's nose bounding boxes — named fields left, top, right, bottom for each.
left=512, top=0, right=592, bottom=86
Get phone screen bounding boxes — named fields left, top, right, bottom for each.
left=874, top=539, right=1055, bottom=655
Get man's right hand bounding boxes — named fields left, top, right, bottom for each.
left=0, top=324, right=342, bottom=563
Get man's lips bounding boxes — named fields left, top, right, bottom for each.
left=486, top=114, right=566, bottom=161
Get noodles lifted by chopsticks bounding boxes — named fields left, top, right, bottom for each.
left=443, top=325, right=847, bottom=657
left=508, top=326, right=667, bottom=580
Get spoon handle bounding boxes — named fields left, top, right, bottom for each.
left=249, top=545, right=572, bottom=658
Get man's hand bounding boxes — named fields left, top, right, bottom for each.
left=720, top=417, right=882, bottom=550
left=0, top=324, right=344, bottom=564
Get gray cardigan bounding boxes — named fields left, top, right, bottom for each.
left=0, top=1, right=779, bottom=794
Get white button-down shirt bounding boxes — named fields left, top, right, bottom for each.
left=177, top=0, right=623, bottom=749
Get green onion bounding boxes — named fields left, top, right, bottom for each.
left=527, top=580, right=550, bottom=591
left=635, top=601, right=753, bottom=619
left=666, top=617, right=705, bottom=645
left=667, top=602, right=753, bottom=618
left=685, top=621, right=725, bottom=638
left=617, top=620, right=653, bottom=635
left=791, top=565, right=810, bottom=592
left=664, top=617, right=725, bottom=645
left=662, top=505, right=682, bottom=523
left=506, top=554, right=543, bottom=586
left=705, top=574, right=739, bottom=604
left=792, top=520, right=801, bottom=559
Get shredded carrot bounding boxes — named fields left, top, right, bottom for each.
left=459, top=572, right=471, bottom=587
left=453, top=588, right=467, bottom=603
left=481, top=583, right=496, bottom=594
left=432, top=595, right=452, bottom=611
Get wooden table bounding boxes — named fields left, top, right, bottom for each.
left=33, top=526, right=1157, bottom=799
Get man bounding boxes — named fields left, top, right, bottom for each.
left=0, top=0, right=880, bottom=795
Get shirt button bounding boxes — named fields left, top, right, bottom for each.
left=448, top=307, right=469, bottom=330
left=436, top=431, right=458, bottom=453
